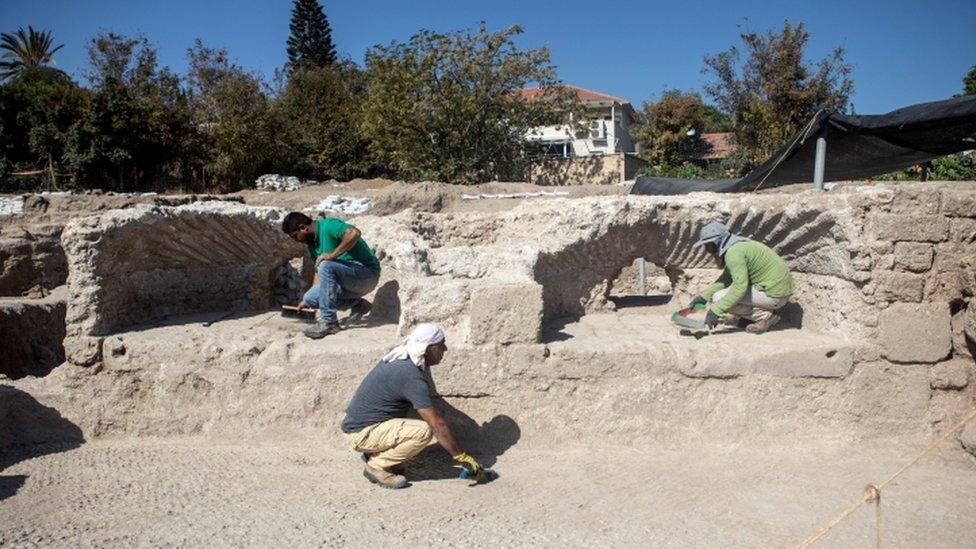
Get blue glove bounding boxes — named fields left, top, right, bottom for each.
left=688, top=296, right=707, bottom=310
left=704, top=310, right=720, bottom=329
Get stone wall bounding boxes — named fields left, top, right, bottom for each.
left=0, top=288, right=66, bottom=379
left=526, top=153, right=647, bottom=186
left=8, top=181, right=976, bottom=449
left=61, top=202, right=304, bottom=366
left=365, top=183, right=974, bottom=352
left=56, top=182, right=976, bottom=366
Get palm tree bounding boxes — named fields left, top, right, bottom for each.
left=0, top=26, right=64, bottom=80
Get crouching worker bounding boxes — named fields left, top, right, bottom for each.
left=281, top=212, right=381, bottom=339
left=341, top=324, right=485, bottom=489
left=688, top=221, right=794, bottom=334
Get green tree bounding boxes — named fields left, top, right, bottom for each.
left=286, top=0, right=337, bottom=71
left=187, top=40, right=279, bottom=189
left=963, top=65, right=976, bottom=96
left=0, top=67, right=87, bottom=188
left=0, top=26, right=64, bottom=81
left=361, top=24, right=576, bottom=183
left=66, top=33, right=195, bottom=190
left=631, top=90, right=729, bottom=170
left=703, top=21, right=853, bottom=174
left=276, top=63, right=371, bottom=180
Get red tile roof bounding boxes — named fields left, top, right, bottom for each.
left=516, top=84, right=630, bottom=105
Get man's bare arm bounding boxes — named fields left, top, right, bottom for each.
left=416, top=406, right=462, bottom=457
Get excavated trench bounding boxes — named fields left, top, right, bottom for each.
left=2, top=182, right=976, bottom=546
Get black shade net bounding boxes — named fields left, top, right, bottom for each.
left=631, top=95, right=976, bottom=196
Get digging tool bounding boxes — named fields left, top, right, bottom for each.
left=670, top=311, right=710, bottom=332
left=670, top=302, right=710, bottom=334
left=281, top=304, right=316, bottom=323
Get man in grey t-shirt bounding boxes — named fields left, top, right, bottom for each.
left=341, top=324, right=485, bottom=489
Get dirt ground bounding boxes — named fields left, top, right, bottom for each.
left=2, top=438, right=974, bottom=547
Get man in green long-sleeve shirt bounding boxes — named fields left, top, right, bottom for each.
left=686, top=221, right=794, bottom=334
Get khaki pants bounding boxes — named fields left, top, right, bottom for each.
left=712, top=286, right=790, bottom=322
left=344, top=418, right=433, bottom=471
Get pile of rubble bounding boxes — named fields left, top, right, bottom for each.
left=0, top=196, right=25, bottom=215
left=255, top=174, right=308, bottom=192
left=273, top=259, right=306, bottom=305
left=306, top=195, right=371, bottom=215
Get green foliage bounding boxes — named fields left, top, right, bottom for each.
left=0, top=67, right=86, bottom=188
left=638, top=161, right=712, bottom=180
left=631, top=90, right=729, bottom=169
left=64, top=33, right=196, bottom=190
left=276, top=63, right=371, bottom=180
left=675, top=162, right=705, bottom=179
left=187, top=40, right=280, bottom=190
left=963, top=65, right=976, bottom=96
left=286, top=0, right=337, bottom=71
left=932, top=153, right=976, bottom=180
left=361, top=24, right=576, bottom=184
left=875, top=154, right=976, bottom=181
left=703, top=21, right=852, bottom=175
left=0, top=26, right=64, bottom=81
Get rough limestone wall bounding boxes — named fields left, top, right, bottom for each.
left=357, top=183, right=976, bottom=354
left=355, top=211, right=544, bottom=345
left=0, top=221, right=66, bottom=295
left=521, top=191, right=865, bottom=337
left=0, top=288, right=66, bottom=379
left=61, top=203, right=304, bottom=366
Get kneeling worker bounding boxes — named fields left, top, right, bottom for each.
left=341, top=324, right=485, bottom=489
left=282, top=212, right=381, bottom=339
left=688, top=221, right=794, bottom=334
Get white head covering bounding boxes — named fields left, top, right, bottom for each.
left=382, top=323, right=446, bottom=369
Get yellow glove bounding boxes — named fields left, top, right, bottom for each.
left=453, top=452, right=485, bottom=481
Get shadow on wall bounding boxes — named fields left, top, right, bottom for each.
left=369, top=280, right=401, bottom=325
left=0, top=386, right=84, bottom=501
left=405, top=398, right=521, bottom=483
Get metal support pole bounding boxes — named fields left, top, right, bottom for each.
left=813, top=137, right=827, bottom=190
left=638, top=258, right=646, bottom=296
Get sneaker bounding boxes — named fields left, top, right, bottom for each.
left=304, top=320, right=341, bottom=339
left=344, top=299, right=372, bottom=327
left=363, top=463, right=408, bottom=489
left=746, top=313, right=781, bottom=334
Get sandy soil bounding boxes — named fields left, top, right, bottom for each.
left=2, top=438, right=974, bottom=547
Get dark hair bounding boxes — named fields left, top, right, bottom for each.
left=281, top=212, right=313, bottom=234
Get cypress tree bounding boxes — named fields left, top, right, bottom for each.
left=286, top=0, right=337, bottom=71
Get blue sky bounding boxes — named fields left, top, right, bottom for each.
left=3, top=0, right=974, bottom=113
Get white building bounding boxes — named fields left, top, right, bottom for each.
left=518, top=85, right=637, bottom=158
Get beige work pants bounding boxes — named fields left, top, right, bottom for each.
left=344, top=418, right=433, bottom=471
left=712, top=286, right=790, bottom=322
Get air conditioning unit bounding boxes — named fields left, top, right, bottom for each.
left=588, top=120, right=605, bottom=139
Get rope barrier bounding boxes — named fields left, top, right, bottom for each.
left=796, top=407, right=976, bottom=548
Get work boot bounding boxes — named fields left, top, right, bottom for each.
left=362, top=453, right=405, bottom=474
left=363, top=463, right=408, bottom=489
left=344, top=299, right=372, bottom=327
left=304, top=320, right=341, bottom=339
left=746, top=313, right=780, bottom=334
left=722, top=314, right=740, bottom=328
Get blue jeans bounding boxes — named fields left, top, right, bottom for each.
left=302, top=260, right=380, bottom=323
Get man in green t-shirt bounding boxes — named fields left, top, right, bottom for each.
left=282, top=212, right=382, bottom=339
left=686, top=221, right=794, bottom=334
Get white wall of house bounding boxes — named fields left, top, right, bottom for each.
left=526, top=102, right=636, bottom=157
